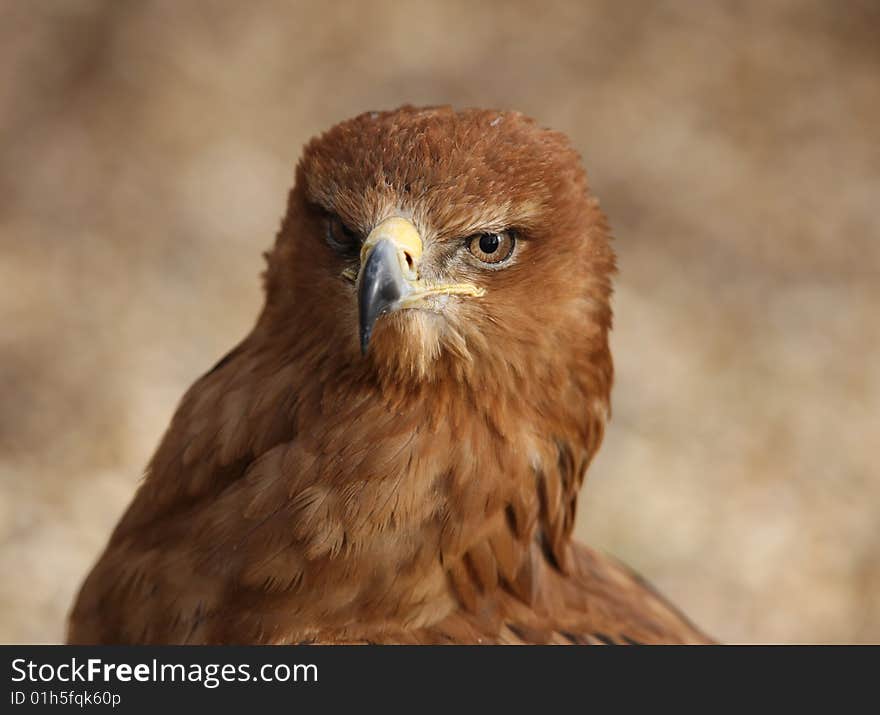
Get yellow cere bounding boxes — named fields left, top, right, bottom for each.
left=360, top=216, right=424, bottom=272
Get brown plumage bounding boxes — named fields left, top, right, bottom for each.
left=68, top=106, right=710, bottom=645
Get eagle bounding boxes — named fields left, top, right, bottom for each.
left=68, top=106, right=710, bottom=645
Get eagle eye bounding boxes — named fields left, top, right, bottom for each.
left=466, top=231, right=516, bottom=265
left=326, top=214, right=360, bottom=254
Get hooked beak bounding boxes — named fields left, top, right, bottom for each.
left=358, top=236, right=410, bottom=354
left=354, top=216, right=484, bottom=354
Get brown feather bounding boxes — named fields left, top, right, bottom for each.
left=67, top=106, right=712, bottom=645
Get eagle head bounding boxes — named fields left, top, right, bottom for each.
left=263, top=105, right=614, bottom=411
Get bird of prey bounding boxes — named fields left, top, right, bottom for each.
left=68, top=106, right=710, bottom=645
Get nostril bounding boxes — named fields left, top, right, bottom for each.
left=403, top=251, right=415, bottom=272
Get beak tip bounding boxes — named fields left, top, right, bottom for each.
left=359, top=321, right=374, bottom=355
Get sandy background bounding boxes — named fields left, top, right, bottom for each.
left=1, top=0, right=877, bottom=644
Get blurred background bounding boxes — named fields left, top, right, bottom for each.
left=1, top=0, right=877, bottom=644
